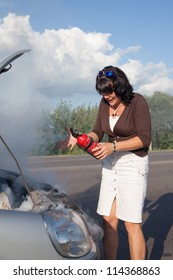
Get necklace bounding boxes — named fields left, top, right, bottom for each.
left=111, top=103, right=122, bottom=118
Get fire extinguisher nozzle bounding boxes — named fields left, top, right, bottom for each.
left=70, top=128, right=79, bottom=138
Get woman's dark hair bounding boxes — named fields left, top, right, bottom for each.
left=96, top=66, right=134, bottom=105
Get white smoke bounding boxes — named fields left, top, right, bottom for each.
left=84, top=213, right=104, bottom=242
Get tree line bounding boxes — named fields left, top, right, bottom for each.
left=32, top=91, right=173, bottom=156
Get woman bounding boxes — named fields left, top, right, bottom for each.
left=66, top=66, right=151, bottom=260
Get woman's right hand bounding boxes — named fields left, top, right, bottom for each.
left=64, top=127, right=77, bottom=150
left=55, top=128, right=77, bottom=151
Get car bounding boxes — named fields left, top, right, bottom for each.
left=0, top=50, right=100, bottom=260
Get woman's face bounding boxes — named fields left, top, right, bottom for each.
left=101, top=91, right=121, bottom=107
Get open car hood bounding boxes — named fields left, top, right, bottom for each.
left=0, top=49, right=31, bottom=74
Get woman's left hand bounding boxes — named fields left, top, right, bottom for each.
left=92, top=142, right=113, bottom=160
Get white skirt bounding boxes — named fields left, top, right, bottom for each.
left=97, top=151, right=149, bottom=223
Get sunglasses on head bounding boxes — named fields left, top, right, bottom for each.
left=97, top=70, right=116, bottom=79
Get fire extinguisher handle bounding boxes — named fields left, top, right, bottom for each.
left=70, top=128, right=81, bottom=138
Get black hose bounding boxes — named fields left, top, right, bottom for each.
left=0, top=134, right=36, bottom=207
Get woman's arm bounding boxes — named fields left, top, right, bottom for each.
left=92, top=136, right=143, bottom=160
left=87, top=132, right=99, bottom=143
left=116, top=136, right=144, bottom=151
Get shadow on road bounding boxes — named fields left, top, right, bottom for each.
left=143, top=192, right=173, bottom=260
left=71, top=185, right=173, bottom=260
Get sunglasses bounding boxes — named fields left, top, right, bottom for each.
left=97, top=70, right=116, bottom=79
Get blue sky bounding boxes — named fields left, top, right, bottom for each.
left=1, top=0, right=173, bottom=68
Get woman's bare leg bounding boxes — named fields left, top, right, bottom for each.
left=125, top=221, right=146, bottom=260
left=103, top=199, right=119, bottom=259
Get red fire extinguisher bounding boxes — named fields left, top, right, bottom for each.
left=70, top=128, right=99, bottom=157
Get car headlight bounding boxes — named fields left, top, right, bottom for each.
left=42, top=208, right=92, bottom=258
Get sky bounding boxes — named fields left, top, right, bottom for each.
left=0, top=0, right=173, bottom=170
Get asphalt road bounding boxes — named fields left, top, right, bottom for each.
left=27, top=151, right=173, bottom=260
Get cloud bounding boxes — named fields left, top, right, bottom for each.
left=1, top=13, right=173, bottom=99
left=122, top=60, right=173, bottom=95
